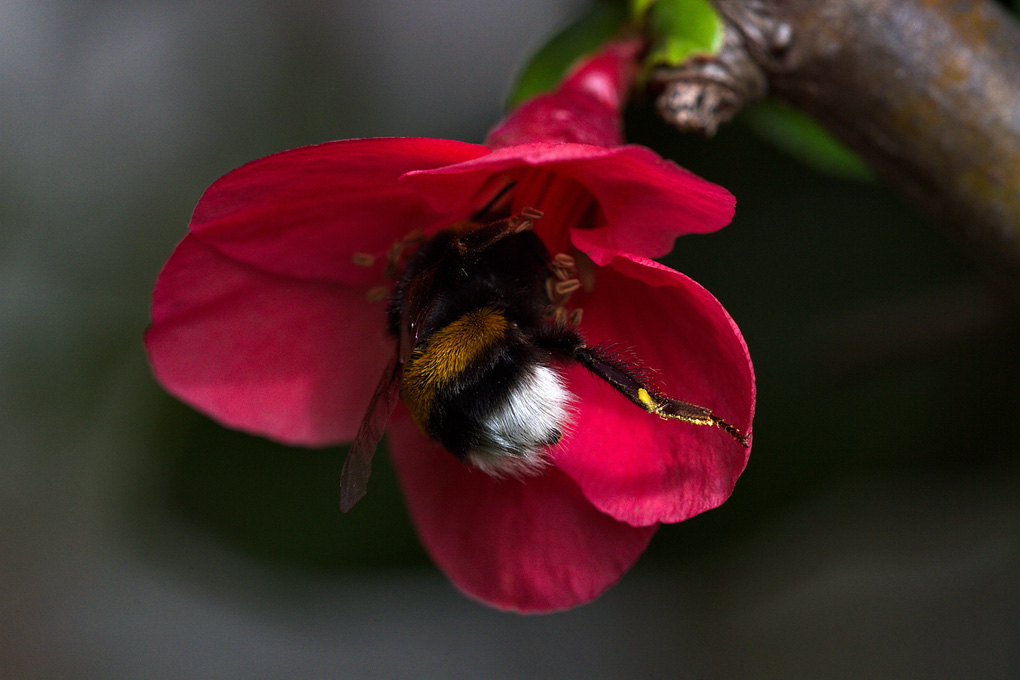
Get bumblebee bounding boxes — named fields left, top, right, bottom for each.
left=340, top=208, right=748, bottom=511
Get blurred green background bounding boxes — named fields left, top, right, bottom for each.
left=1, top=2, right=1017, bottom=678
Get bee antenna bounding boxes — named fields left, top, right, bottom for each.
left=471, top=182, right=517, bottom=220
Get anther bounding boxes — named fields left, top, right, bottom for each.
left=366, top=285, right=390, bottom=303
left=550, top=252, right=577, bottom=281
left=521, top=207, right=544, bottom=220
left=384, top=229, right=424, bottom=279
left=545, top=277, right=560, bottom=303
left=553, top=279, right=581, bottom=296
left=552, top=253, right=575, bottom=269
left=351, top=252, right=376, bottom=267
left=569, top=308, right=583, bottom=326
left=513, top=219, right=533, bottom=233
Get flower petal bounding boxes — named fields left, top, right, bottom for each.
left=486, top=40, right=640, bottom=149
left=402, top=141, right=735, bottom=259
left=555, top=234, right=755, bottom=526
left=387, top=415, right=658, bottom=612
left=190, top=137, right=489, bottom=284
left=145, top=235, right=392, bottom=446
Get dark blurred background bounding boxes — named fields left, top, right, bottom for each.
left=1, top=2, right=1017, bottom=678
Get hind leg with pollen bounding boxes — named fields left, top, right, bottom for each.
left=571, top=344, right=750, bottom=447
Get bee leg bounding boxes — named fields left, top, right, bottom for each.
left=457, top=207, right=544, bottom=258
left=568, top=343, right=750, bottom=447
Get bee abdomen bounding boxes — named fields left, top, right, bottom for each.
left=400, top=306, right=574, bottom=477
left=449, top=360, right=574, bottom=477
left=401, top=306, right=509, bottom=431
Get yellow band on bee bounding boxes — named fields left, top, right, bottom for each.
left=402, top=307, right=508, bottom=429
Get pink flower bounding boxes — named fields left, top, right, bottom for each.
left=145, top=42, right=754, bottom=611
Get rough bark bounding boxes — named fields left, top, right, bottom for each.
left=652, top=0, right=1020, bottom=298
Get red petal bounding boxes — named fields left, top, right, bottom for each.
left=486, top=40, right=641, bottom=149
left=145, top=235, right=392, bottom=446
left=190, top=137, right=489, bottom=284
left=387, top=415, right=658, bottom=612
left=402, top=141, right=735, bottom=259
left=555, top=235, right=755, bottom=526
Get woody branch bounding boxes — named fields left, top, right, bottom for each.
left=650, top=0, right=1020, bottom=299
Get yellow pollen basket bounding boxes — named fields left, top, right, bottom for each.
left=637, top=387, right=659, bottom=411
left=401, top=307, right=508, bottom=430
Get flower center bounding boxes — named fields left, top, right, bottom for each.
left=508, top=170, right=599, bottom=256
left=354, top=171, right=601, bottom=305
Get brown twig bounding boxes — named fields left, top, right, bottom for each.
left=651, top=0, right=1020, bottom=299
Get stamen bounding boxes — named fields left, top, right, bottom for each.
left=545, top=277, right=560, bottom=303
left=553, top=279, right=581, bottom=296
left=549, top=252, right=577, bottom=282
left=510, top=208, right=544, bottom=233
left=546, top=280, right=572, bottom=308
left=366, top=285, right=391, bottom=303
left=384, top=229, right=424, bottom=280
left=351, top=252, right=376, bottom=267
left=569, top=308, right=583, bottom=326
left=552, top=253, right=575, bottom=269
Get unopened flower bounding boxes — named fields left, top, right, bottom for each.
left=146, top=42, right=754, bottom=611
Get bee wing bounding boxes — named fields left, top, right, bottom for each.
left=400, top=265, right=438, bottom=363
left=339, top=355, right=403, bottom=512
left=340, top=241, right=441, bottom=511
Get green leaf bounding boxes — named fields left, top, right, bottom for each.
left=505, top=0, right=629, bottom=109
left=630, top=0, right=658, bottom=18
left=644, top=0, right=724, bottom=69
left=741, top=100, right=876, bottom=181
